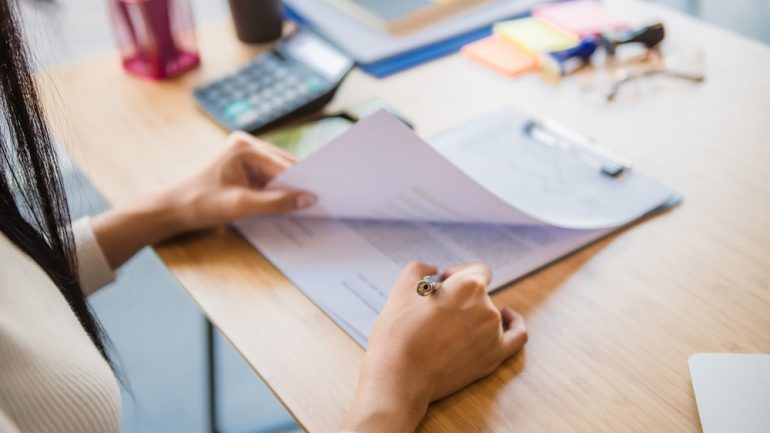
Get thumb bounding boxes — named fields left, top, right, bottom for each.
left=227, top=188, right=317, bottom=218
left=500, top=307, right=528, bottom=358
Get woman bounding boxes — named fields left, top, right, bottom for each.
left=0, top=0, right=528, bottom=431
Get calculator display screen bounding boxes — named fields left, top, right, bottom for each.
left=280, top=32, right=353, bottom=82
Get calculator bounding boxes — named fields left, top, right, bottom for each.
left=193, top=29, right=354, bottom=133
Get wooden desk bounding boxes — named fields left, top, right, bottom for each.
left=39, top=0, right=770, bottom=431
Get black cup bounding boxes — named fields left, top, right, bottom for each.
left=228, top=0, right=283, bottom=43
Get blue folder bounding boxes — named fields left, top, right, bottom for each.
left=283, top=4, right=533, bottom=78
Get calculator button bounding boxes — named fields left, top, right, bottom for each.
left=284, top=92, right=298, bottom=102
left=234, top=109, right=261, bottom=127
left=213, top=98, right=231, bottom=109
left=222, top=100, right=253, bottom=119
left=306, top=77, right=326, bottom=92
left=292, top=94, right=311, bottom=106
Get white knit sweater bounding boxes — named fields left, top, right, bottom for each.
left=0, top=221, right=359, bottom=433
left=0, top=218, right=121, bottom=433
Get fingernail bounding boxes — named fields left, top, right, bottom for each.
left=296, top=193, right=317, bottom=209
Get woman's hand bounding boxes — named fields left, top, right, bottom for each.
left=161, top=131, right=316, bottom=233
left=341, top=262, right=528, bottom=433
left=91, top=132, right=315, bottom=270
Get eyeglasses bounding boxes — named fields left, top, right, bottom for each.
left=579, top=46, right=706, bottom=104
left=606, top=49, right=705, bottom=101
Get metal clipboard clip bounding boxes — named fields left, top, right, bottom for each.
left=523, top=118, right=633, bottom=178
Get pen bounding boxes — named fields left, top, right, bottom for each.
left=416, top=274, right=442, bottom=296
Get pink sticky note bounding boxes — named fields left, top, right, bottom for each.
left=533, top=0, right=629, bottom=36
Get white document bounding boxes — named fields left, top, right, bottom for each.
left=689, top=353, right=770, bottom=433
left=236, top=217, right=609, bottom=346
left=270, top=110, right=543, bottom=227
left=236, top=108, right=677, bottom=346
left=432, top=109, right=675, bottom=229
left=270, top=110, right=674, bottom=230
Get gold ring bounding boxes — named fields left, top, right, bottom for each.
left=416, top=275, right=441, bottom=296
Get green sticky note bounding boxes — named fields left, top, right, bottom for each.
left=494, top=17, right=579, bottom=53
left=261, top=117, right=353, bottom=159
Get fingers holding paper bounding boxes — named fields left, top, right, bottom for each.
left=222, top=131, right=298, bottom=187
left=166, top=131, right=317, bottom=231
left=89, top=131, right=316, bottom=271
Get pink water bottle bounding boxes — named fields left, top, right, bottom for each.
left=107, top=0, right=200, bottom=80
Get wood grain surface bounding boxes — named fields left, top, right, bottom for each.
left=37, top=0, right=770, bottom=431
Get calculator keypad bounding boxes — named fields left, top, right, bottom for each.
left=194, top=52, right=334, bottom=132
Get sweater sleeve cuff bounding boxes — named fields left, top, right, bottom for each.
left=72, top=217, right=116, bottom=295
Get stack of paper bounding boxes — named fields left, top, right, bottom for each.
left=284, top=0, right=550, bottom=76
left=235, top=110, right=678, bottom=346
left=462, top=1, right=630, bottom=77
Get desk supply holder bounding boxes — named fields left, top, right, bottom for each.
left=108, top=0, right=200, bottom=80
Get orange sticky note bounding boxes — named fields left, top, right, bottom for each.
left=462, top=36, right=539, bottom=77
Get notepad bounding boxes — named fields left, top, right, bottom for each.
left=235, top=109, right=679, bottom=347
left=462, top=35, right=540, bottom=76
left=533, top=0, right=629, bottom=37
left=494, top=17, right=579, bottom=53
left=689, top=353, right=770, bottom=433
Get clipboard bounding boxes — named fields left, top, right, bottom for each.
left=236, top=108, right=681, bottom=348
left=523, top=117, right=632, bottom=177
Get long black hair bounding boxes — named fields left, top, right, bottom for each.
left=0, top=0, right=112, bottom=365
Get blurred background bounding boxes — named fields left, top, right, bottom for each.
left=17, top=1, right=769, bottom=432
